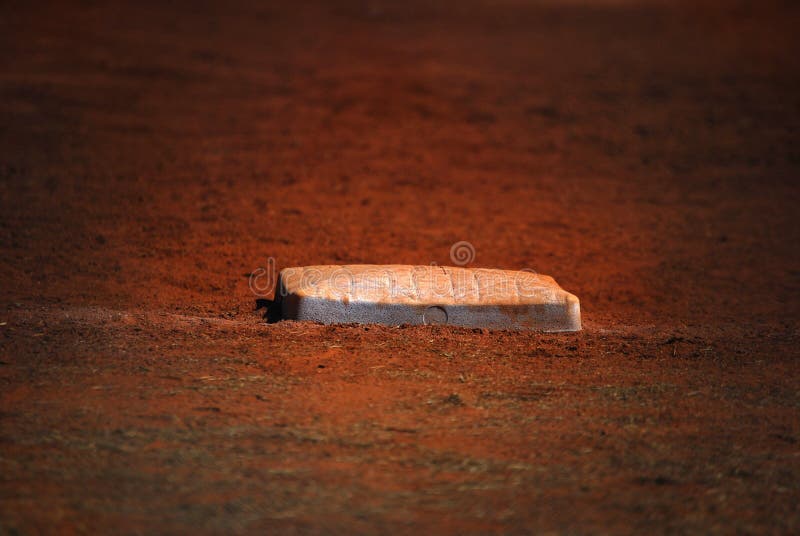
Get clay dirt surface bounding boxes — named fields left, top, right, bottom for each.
left=1, top=0, right=799, bottom=534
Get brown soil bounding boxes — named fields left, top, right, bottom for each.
left=1, top=0, right=799, bottom=533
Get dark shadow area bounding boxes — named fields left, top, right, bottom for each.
left=255, top=298, right=282, bottom=323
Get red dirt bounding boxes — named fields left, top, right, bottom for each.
left=1, top=0, right=799, bottom=533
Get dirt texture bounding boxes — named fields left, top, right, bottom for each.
left=1, top=0, right=799, bottom=533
